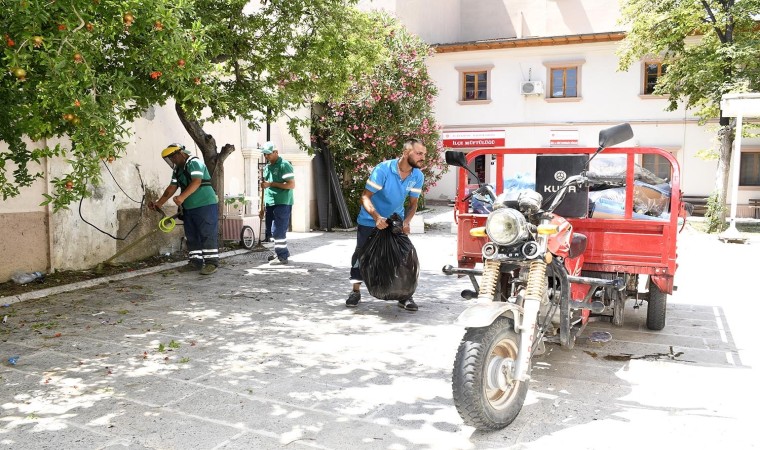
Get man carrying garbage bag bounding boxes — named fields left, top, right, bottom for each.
left=358, top=214, right=420, bottom=307
left=346, top=139, right=426, bottom=311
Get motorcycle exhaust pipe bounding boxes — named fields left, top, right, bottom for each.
left=442, top=265, right=483, bottom=276
left=567, top=275, right=625, bottom=290
left=461, top=289, right=478, bottom=300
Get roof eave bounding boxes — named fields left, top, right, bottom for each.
left=432, top=31, right=627, bottom=53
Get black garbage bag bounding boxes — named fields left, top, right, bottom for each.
left=359, top=213, right=420, bottom=301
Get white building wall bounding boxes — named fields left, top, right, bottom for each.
left=430, top=43, right=689, bottom=127
left=541, top=0, right=623, bottom=36
left=358, top=0, right=461, bottom=44
left=459, top=0, right=520, bottom=41
left=368, top=0, right=626, bottom=43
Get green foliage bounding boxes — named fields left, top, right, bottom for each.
left=618, top=1, right=760, bottom=225
left=30, top=321, right=57, bottom=330
left=705, top=191, right=726, bottom=233
left=1, top=1, right=382, bottom=210
left=1, top=0, right=207, bottom=209
left=185, top=0, right=382, bottom=126
left=224, top=194, right=250, bottom=209
left=618, top=0, right=760, bottom=120
left=694, top=147, right=719, bottom=161
left=310, top=13, right=445, bottom=218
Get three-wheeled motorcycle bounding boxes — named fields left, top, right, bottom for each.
left=442, top=124, right=682, bottom=430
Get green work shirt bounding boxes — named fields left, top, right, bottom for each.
left=263, top=156, right=295, bottom=206
left=171, top=156, right=218, bottom=210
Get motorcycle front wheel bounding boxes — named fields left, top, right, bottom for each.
left=452, top=316, right=529, bottom=430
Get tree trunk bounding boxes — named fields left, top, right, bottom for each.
left=174, top=102, right=236, bottom=244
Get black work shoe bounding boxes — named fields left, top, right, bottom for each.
left=346, top=291, right=361, bottom=307
left=269, top=258, right=288, bottom=266
left=398, top=298, right=418, bottom=312
left=200, top=264, right=218, bottom=275
left=267, top=254, right=277, bottom=262
left=177, top=263, right=202, bottom=273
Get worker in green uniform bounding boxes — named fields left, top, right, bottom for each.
left=150, top=143, right=220, bottom=275
left=261, top=141, right=295, bottom=265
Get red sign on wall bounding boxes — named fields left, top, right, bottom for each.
left=442, top=130, right=506, bottom=148
left=549, top=129, right=579, bottom=146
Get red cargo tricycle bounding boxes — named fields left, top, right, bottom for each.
left=442, top=124, right=683, bottom=430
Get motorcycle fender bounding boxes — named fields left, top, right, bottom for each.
left=455, top=302, right=523, bottom=329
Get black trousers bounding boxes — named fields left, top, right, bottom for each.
left=349, top=225, right=375, bottom=284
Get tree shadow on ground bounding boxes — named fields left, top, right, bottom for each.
left=0, top=231, right=752, bottom=449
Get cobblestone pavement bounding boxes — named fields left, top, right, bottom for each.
left=1, top=207, right=757, bottom=449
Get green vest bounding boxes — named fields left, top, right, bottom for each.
left=263, top=156, right=295, bottom=206
left=171, top=156, right=218, bottom=209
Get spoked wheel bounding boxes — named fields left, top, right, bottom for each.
left=646, top=281, right=667, bottom=331
left=240, top=226, right=255, bottom=249
left=452, top=317, right=529, bottom=430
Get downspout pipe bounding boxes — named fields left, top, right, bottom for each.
left=43, top=138, right=54, bottom=274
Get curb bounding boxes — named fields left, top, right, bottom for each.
left=0, top=249, right=253, bottom=306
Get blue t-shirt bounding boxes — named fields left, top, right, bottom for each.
left=357, top=159, right=424, bottom=227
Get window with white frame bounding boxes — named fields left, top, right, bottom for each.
left=543, top=60, right=584, bottom=101
left=456, top=65, right=493, bottom=104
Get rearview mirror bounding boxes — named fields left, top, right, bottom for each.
left=586, top=123, right=635, bottom=170
left=445, top=150, right=467, bottom=167
left=598, top=123, right=633, bottom=149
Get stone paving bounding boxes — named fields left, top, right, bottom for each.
left=1, top=207, right=757, bottom=449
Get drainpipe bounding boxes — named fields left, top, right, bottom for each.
left=239, top=116, right=248, bottom=150
left=42, top=138, right=54, bottom=273
left=238, top=116, right=248, bottom=214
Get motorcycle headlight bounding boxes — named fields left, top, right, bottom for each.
left=485, top=208, right=529, bottom=245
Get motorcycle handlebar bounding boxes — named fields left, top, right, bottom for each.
left=546, top=175, right=587, bottom=213
left=463, top=184, right=496, bottom=203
